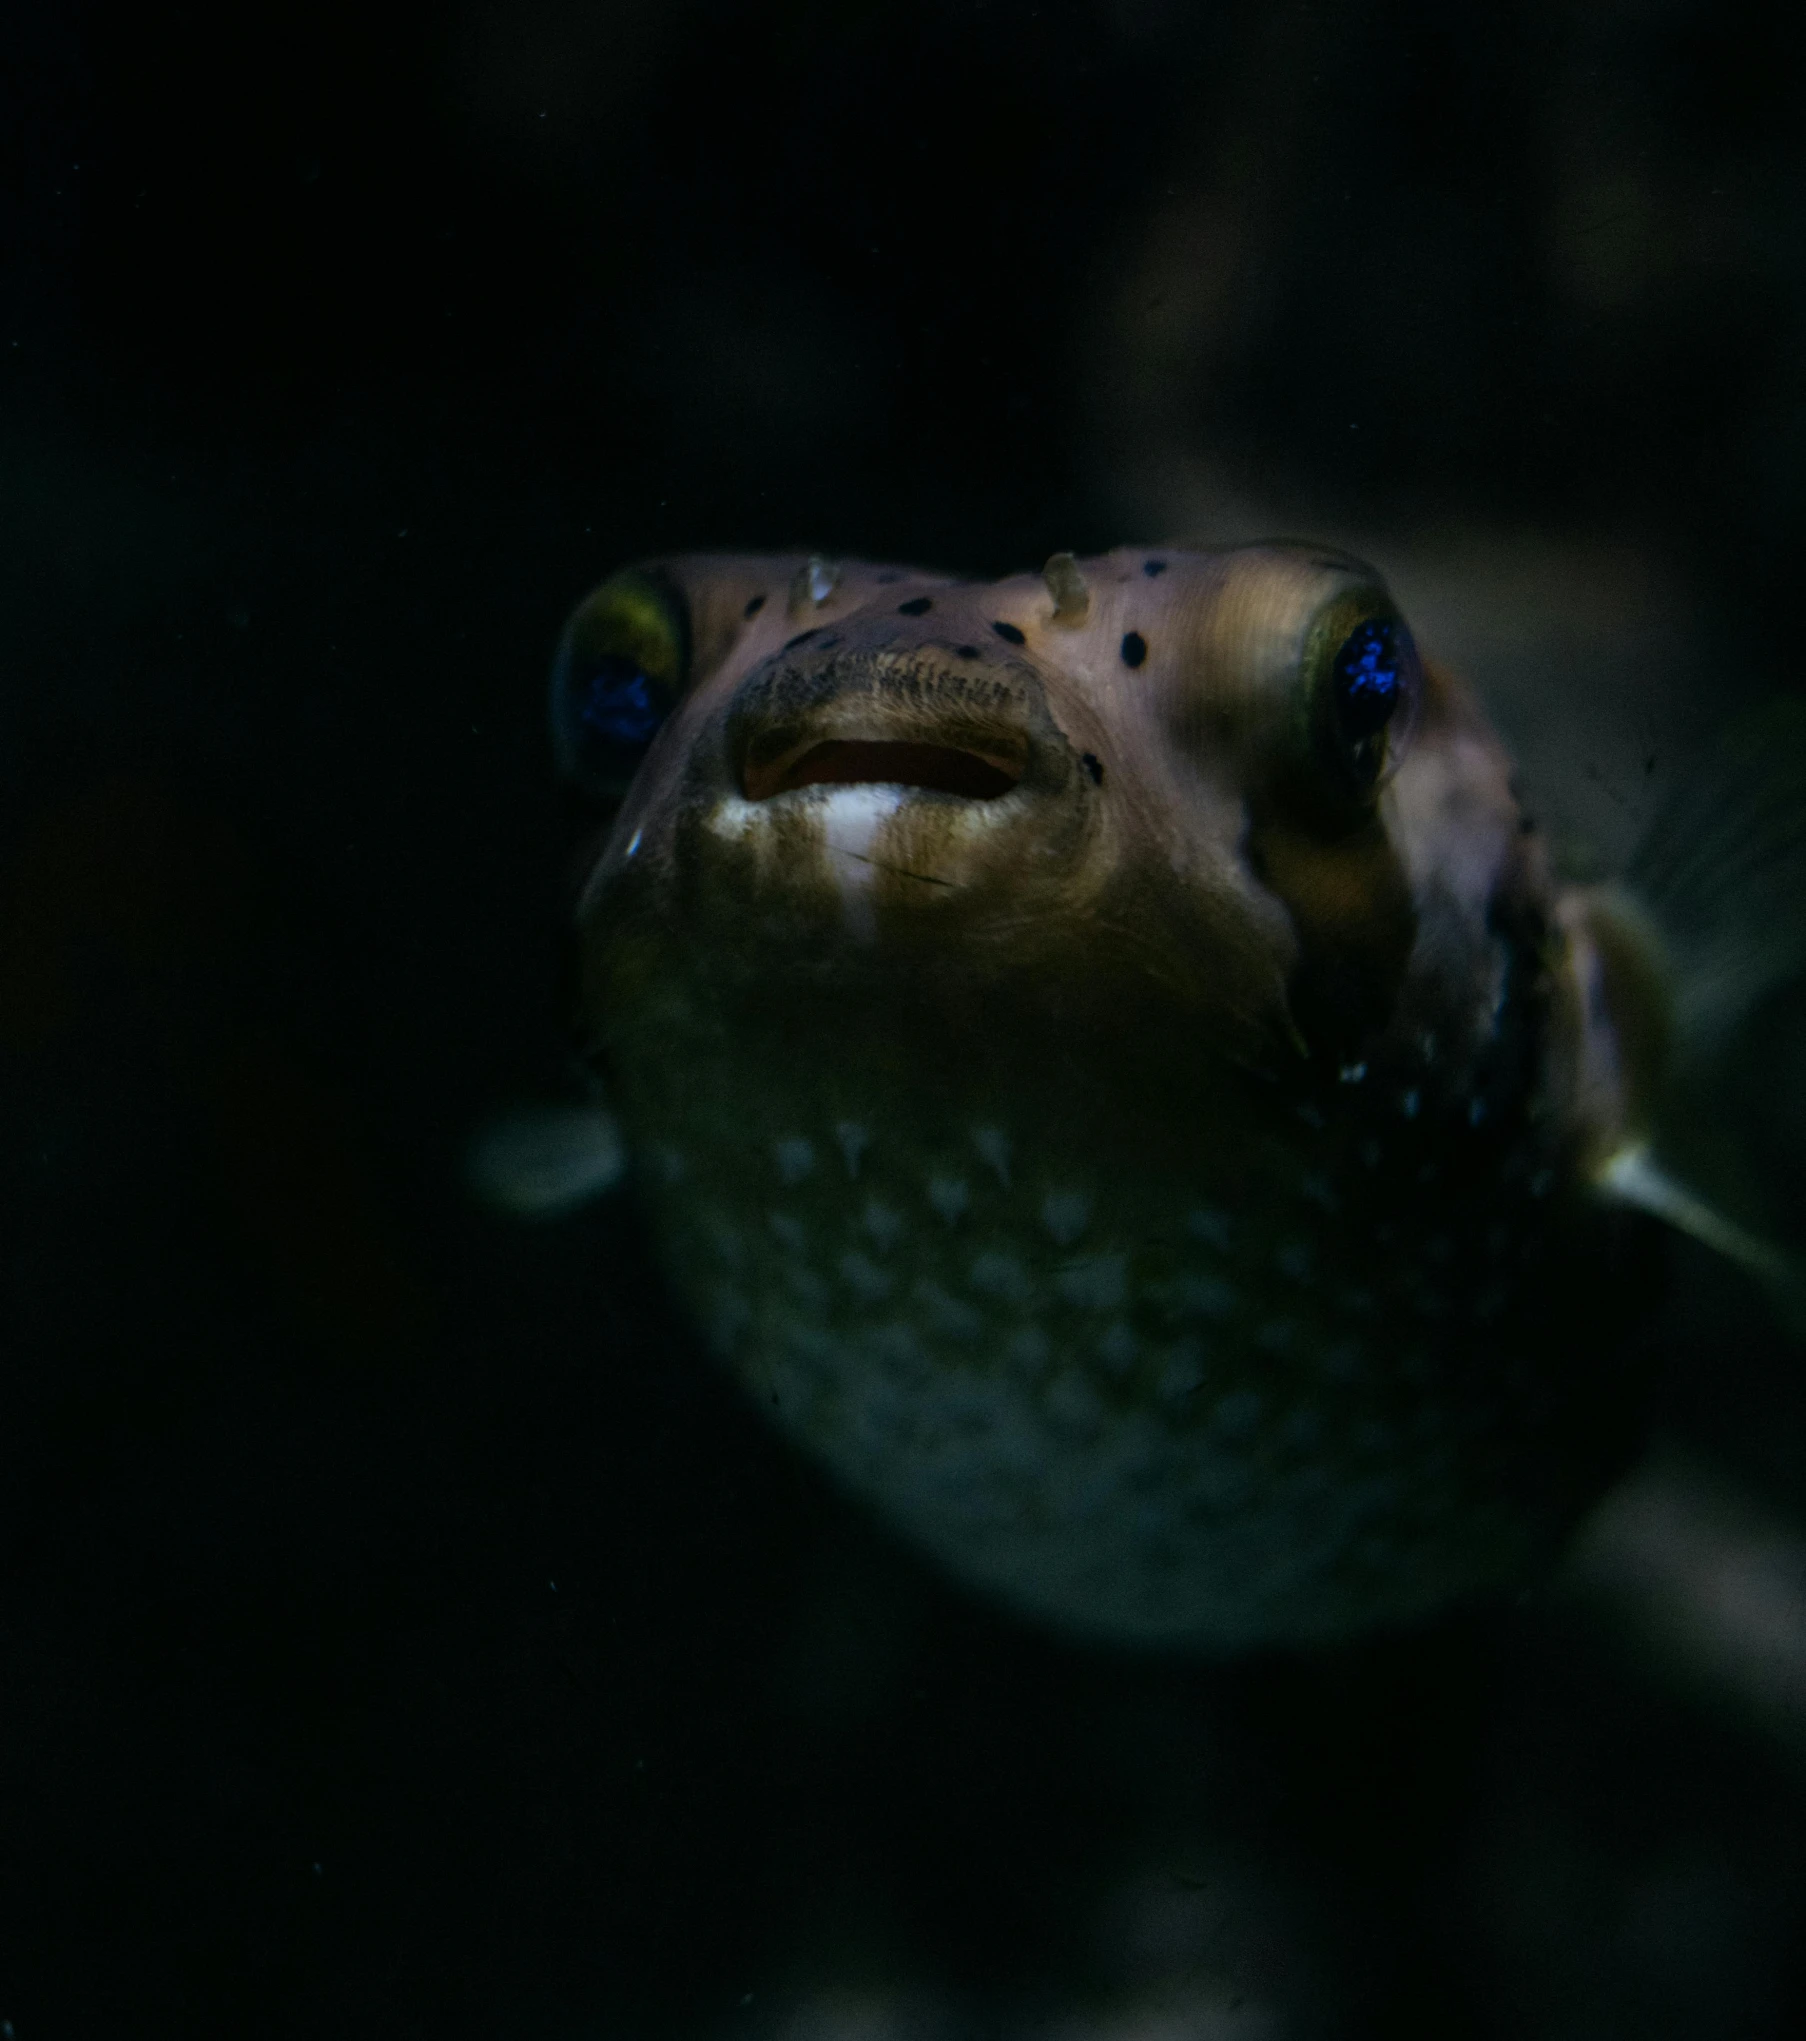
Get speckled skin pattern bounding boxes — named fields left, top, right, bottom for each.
left=570, top=546, right=1662, bottom=1649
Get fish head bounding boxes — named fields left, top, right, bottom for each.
left=562, top=545, right=1531, bottom=1073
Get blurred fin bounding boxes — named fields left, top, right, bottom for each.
left=1627, top=698, right=1806, bottom=1057
left=1564, top=1448, right=1806, bottom=1766
left=1594, top=702, right=1806, bottom=1330
left=467, top=1103, right=626, bottom=1218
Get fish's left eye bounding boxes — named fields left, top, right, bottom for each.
left=550, top=566, right=690, bottom=801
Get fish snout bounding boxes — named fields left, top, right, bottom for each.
left=725, top=631, right=1070, bottom=807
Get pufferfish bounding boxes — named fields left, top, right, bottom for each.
left=479, top=543, right=1805, bottom=1651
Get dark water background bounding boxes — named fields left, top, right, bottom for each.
left=4, top=4, right=1805, bottom=2035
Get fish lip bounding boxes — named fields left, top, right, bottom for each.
left=728, top=638, right=1050, bottom=804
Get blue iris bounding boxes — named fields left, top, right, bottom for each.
left=1332, top=618, right=1401, bottom=742
left=577, top=654, right=664, bottom=746
left=554, top=646, right=672, bottom=793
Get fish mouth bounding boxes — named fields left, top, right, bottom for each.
left=729, top=638, right=1047, bottom=808
left=742, top=736, right=1024, bottom=802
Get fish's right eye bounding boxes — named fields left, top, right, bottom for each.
left=550, top=567, right=690, bottom=801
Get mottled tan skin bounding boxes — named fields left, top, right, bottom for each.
left=569, top=546, right=1661, bottom=1650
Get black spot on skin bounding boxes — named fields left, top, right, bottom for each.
left=898, top=596, right=933, bottom=616
left=817, top=635, right=841, bottom=650
left=1143, top=559, right=1167, bottom=577
left=954, top=644, right=980, bottom=660
left=1121, top=631, right=1148, bottom=668
left=1520, top=814, right=1537, bottom=834
left=782, top=628, right=821, bottom=652
left=992, top=621, right=1026, bottom=645
left=1081, top=752, right=1104, bottom=786
left=744, top=593, right=766, bottom=619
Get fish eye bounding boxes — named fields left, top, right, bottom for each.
left=550, top=567, right=689, bottom=800
left=1332, top=619, right=1403, bottom=744
left=1301, top=593, right=1421, bottom=800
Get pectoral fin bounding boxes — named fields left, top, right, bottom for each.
left=1595, top=1142, right=1805, bottom=1332
left=1576, top=700, right=1806, bottom=1333
left=466, top=1102, right=627, bottom=1218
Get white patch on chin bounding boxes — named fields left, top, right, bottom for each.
left=818, top=784, right=906, bottom=941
